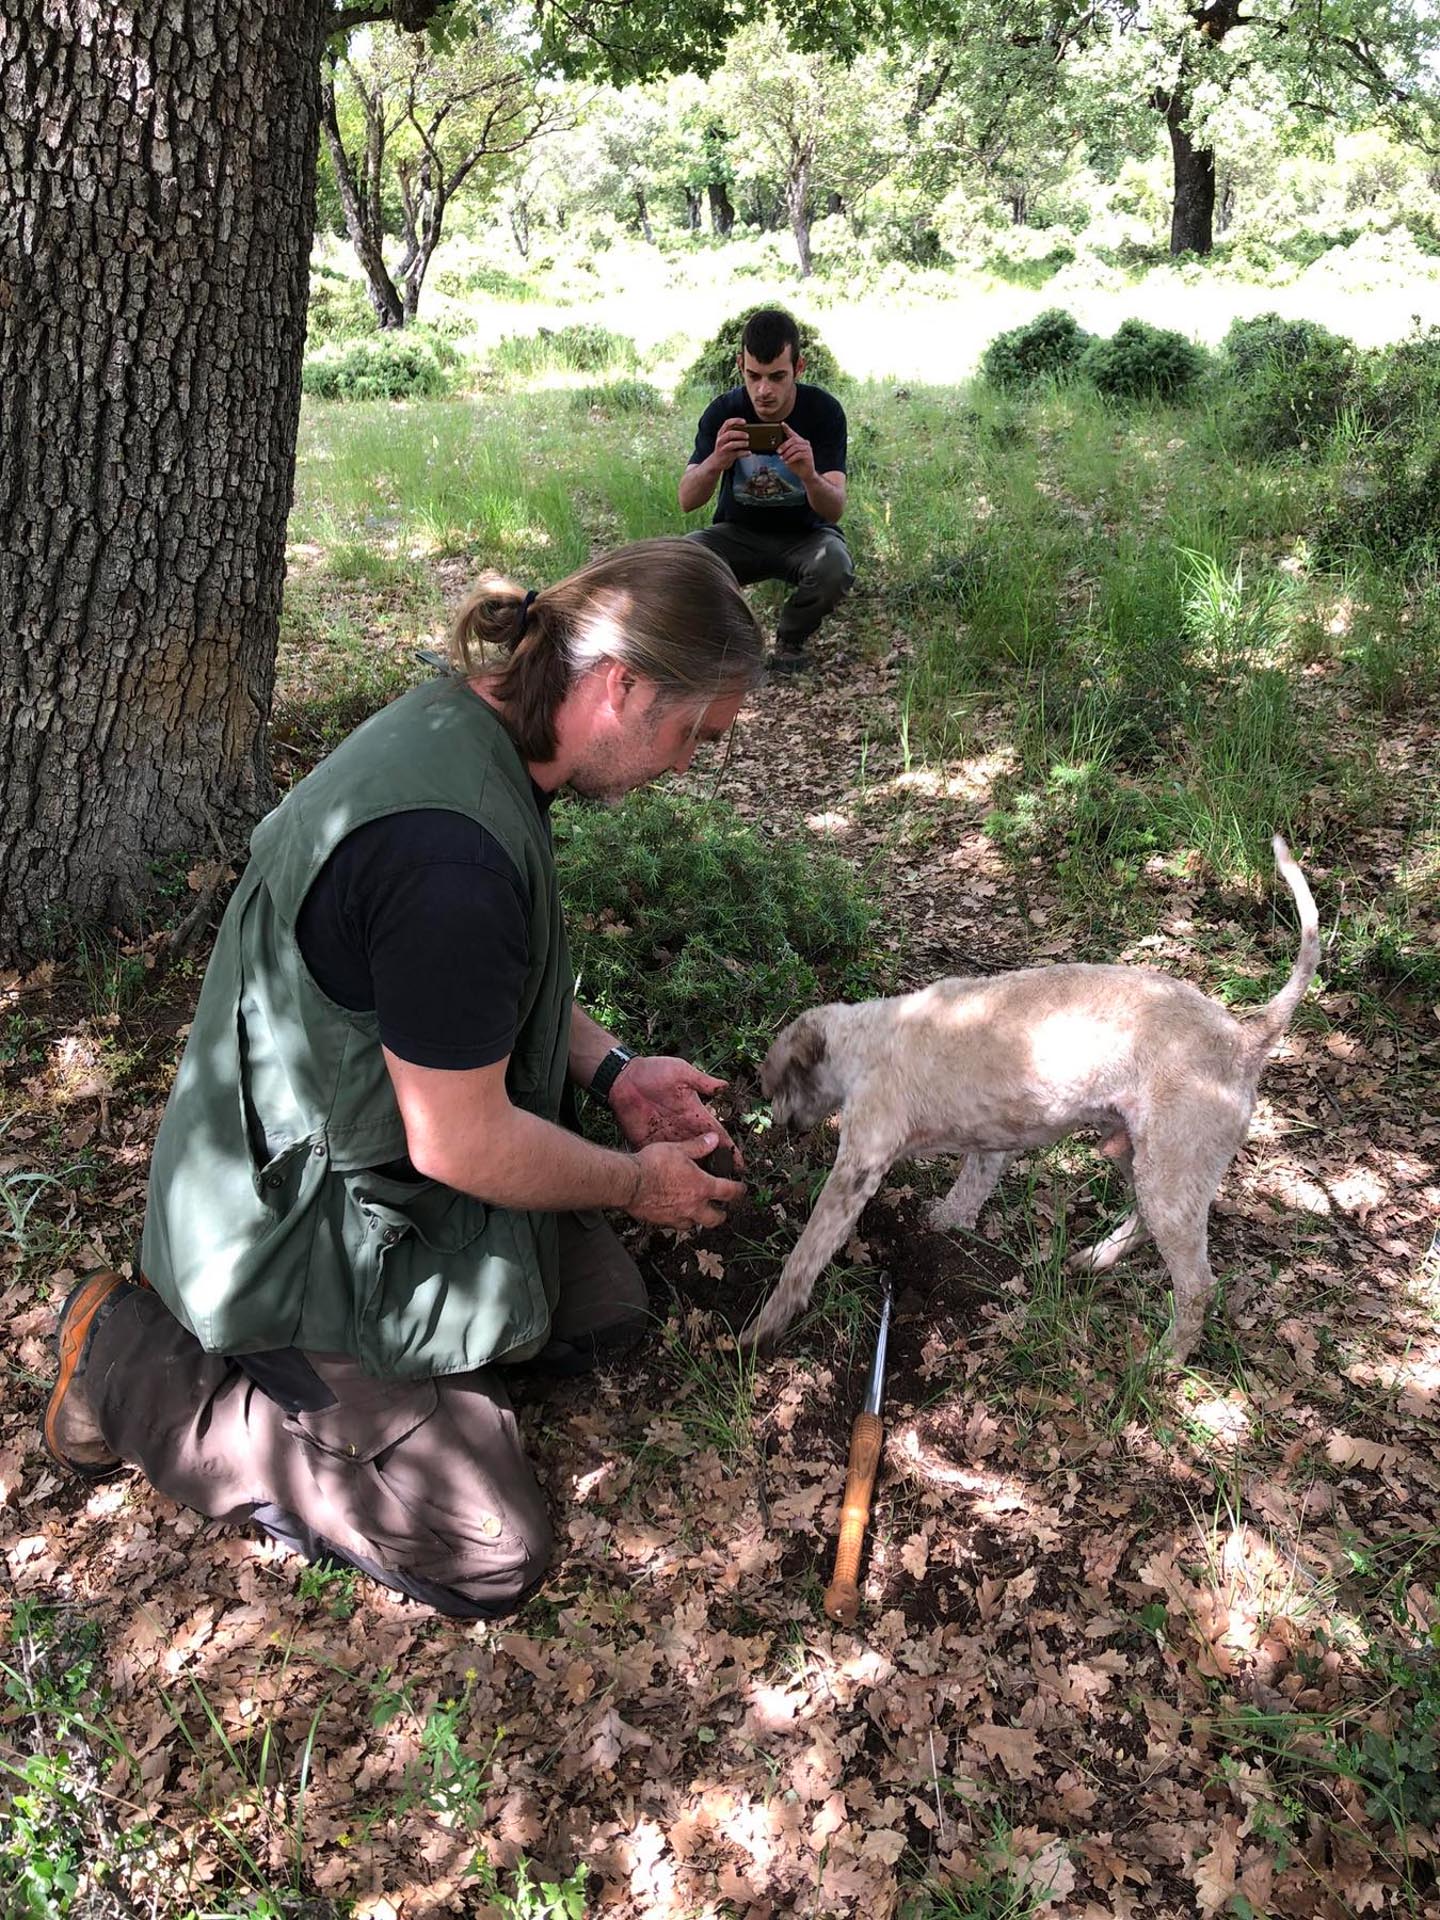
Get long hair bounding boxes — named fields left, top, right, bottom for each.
left=448, top=537, right=764, bottom=761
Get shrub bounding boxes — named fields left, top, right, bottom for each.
left=1220, top=313, right=1359, bottom=454
left=553, top=789, right=882, bottom=1070
left=569, top=379, right=663, bottom=415
left=1079, top=319, right=1206, bottom=401
left=305, top=266, right=374, bottom=344
left=301, top=332, right=452, bottom=401
left=679, top=309, right=842, bottom=393
left=980, top=308, right=1093, bottom=388
left=1364, top=325, right=1440, bottom=435
left=492, top=323, right=638, bottom=376
left=1221, top=312, right=1351, bottom=385
left=983, top=242, right=1076, bottom=289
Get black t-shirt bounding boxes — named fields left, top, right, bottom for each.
left=689, top=383, right=847, bottom=535
left=295, top=807, right=545, bottom=1071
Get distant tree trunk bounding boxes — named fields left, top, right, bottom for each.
left=322, top=68, right=405, bottom=327
left=1163, top=91, right=1216, bottom=254
left=707, top=178, right=735, bottom=234
left=826, top=190, right=844, bottom=216
left=1007, top=186, right=1028, bottom=224
left=510, top=199, right=532, bottom=257
left=684, top=186, right=702, bottom=229
left=634, top=184, right=653, bottom=242
left=1217, top=173, right=1236, bottom=235
left=0, top=0, right=328, bottom=961
left=787, top=145, right=815, bottom=276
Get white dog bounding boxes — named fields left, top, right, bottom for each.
left=747, top=837, right=1319, bottom=1362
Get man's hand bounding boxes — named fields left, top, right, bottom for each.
left=609, top=1055, right=744, bottom=1167
left=778, top=425, right=817, bottom=480
left=711, top=416, right=751, bottom=472
left=628, top=1133, right=745, bottom=1229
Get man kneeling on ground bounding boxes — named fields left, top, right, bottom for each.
left=680, top=306, right=853, bottom=673
left=44, top=537, right=753, bottom=1620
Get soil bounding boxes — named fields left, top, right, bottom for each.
left=2, top=610, right=1439, bottom=1918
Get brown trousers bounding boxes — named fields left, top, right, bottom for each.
left=86, top=1212, right=646, bottom=1618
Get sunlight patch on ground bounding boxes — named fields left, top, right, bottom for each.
left=803, top=809, right=851, bottom=834
left=1185, top=1392, right=1253, bottom=1453
left=889, top=749, right=1014, bottom=804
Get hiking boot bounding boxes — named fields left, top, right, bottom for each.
left=43, top=1272, right=130, bottom=1478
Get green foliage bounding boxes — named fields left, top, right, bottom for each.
left=553, top=789, right=881, bottom=1070
left=980, top=308, right=1093, bottom=388
left=1220, top=312, right=1360, bottom=453
left=305, top=264, right=375, bottom=344
left=492, top=323, right=640, bottom=376
left=1078, top=318, right=1207, bottom=401
left=983, top=241, right=1075, bottom=287
left=470, top=1855, right=591, bottom=1918
left=569, top=378, right=663, bottom=414
left=302, top=332, right=454, bottom=402
left=679, top=309, right=843, bottom=394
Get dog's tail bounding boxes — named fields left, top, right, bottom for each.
left=1244, top=835, right=1320, bottom=1060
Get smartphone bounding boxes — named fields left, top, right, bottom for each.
left=745, top=422, right=785, bottom=454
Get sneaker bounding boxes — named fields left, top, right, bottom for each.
left=43, top=1272, right=129, bottom=1478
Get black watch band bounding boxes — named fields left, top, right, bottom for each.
left=589, top=1044, right=634, bottom=1103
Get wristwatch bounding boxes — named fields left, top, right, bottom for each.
left=589, top=1044, right=634, bottom=1103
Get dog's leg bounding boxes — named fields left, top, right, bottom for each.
left=1130, top=1103, right=1246, bottom=1363
left=929, top=1151, right=1012, bottom=1231
left=743, top=1145, right=892, bottom=1351
left=1069, top=1210, right=1150, bottom=1273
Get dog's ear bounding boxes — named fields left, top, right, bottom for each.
left=762, top=1012, right=827, bottom=1095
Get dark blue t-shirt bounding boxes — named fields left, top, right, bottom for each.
left=689, top=383, right=847, bottom=535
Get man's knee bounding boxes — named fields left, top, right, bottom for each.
left=802, top=538, right=855, bottom=606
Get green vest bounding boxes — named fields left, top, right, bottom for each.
left=140, top=679, right=573, bottom=1379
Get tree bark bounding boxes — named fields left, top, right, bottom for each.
left=0, top=1, right=329, bottom=962
left=1164, top=92, right=1216, bottom=254
left=707, top=178, right=735, bottom=235
left=322, top=68, right=405, bottom=327
left=787, top=147, right=814, bottom=276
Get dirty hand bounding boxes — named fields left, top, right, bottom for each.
left=609, top=1055, right=744, bottom=1168
left=627, top=1133, right=746, bottom=1229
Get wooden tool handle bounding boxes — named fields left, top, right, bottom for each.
left=823, top=1411, right=884, bottom=1626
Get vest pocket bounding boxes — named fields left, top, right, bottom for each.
left=343, top=1172, right=553, bottom=1379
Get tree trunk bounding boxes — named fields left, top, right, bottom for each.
left=787, top=149, right=814, bottom=277
left=510, top=200, right=531, bottom=257
left=322, top=72, right=405, bottom=328
left=1160, top=87, right=1216, bottom=254
left=684, top=186, right=701, bottom=230
left=634, top=185, right=653, bottom=243
left=707, top=179, right=734, bottom=235
left=0, top=0, right=328, bottom=962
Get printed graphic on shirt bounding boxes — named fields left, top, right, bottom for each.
left=732, top=453, right=807, bottom=511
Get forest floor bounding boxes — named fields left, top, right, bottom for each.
left=2, top=585, right=1440, bottom=1919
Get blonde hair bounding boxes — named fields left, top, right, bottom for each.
left=449, top=537, right=764, bottom=760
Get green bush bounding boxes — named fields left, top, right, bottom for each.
left=305, top=266, right=374, bottom=344
left=554, top=789, right=882, bottom=1070
left=302, top=332, right=452, bottom=401
left=1079, top=319, right=1207, bottom=401
left=1220, top=313, right=1359, bottom=454
left=569, top=379, right=664, bottom=414
left=983, top=242, right=1075, bottom=289
left=1364, top=325, right=1440, bottom=434
left=1221, top=312, right=1350, bottom=384
left=980, top=308, right=1093, bottom=388
left=492, top=323, right=639, bottom=376
left=679, top=309, right=843, bottom=394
